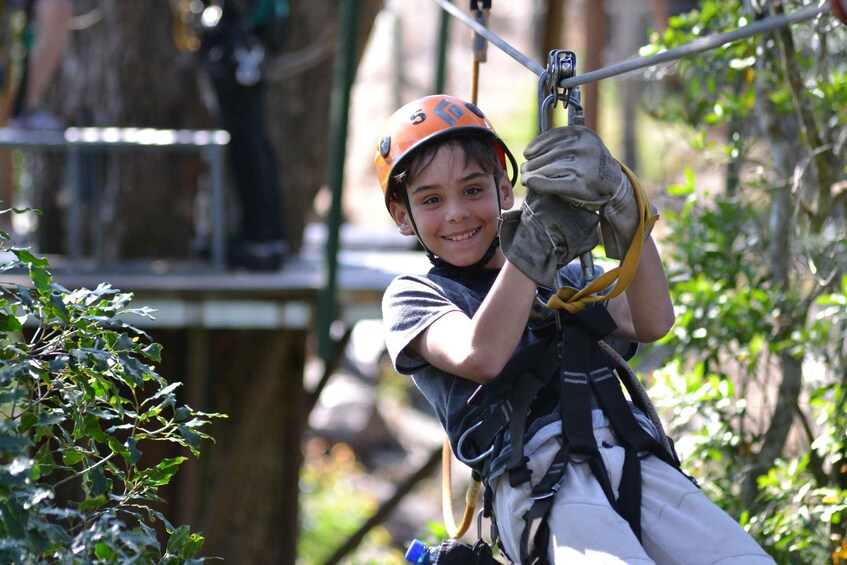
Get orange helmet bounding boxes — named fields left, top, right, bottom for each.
left=374, top=94, right=517, bottom=208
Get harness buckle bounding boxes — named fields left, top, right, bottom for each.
left=529, top=458, right=568, bottom=500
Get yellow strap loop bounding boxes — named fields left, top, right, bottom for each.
left=546, top=162, right=658, bottom=312
left=441, top=437, right=481, bottom=539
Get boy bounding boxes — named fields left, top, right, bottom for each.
left=378, top=94, right=773, bottom=564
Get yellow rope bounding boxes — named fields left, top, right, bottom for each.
left=546, top=162, right=658, bottom=312
left=441, top=437, right=481, bottom=539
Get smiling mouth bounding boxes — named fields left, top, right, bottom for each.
left=443, top=228, right=480, bottom=242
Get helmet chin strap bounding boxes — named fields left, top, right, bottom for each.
left=400, top=174, right=503, bottom=271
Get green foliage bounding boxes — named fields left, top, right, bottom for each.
left=0, top=214, right=224, bottom=563
left=655, top=176, right=847, bottom=563
left=297, top=439, right=405, bottom=565
left=643, top=1, right=847, bottom=562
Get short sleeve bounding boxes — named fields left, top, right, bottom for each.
left=381, top=275, right=463, bottom=374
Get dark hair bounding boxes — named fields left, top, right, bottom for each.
left=391, top=134, right=502, bottom=199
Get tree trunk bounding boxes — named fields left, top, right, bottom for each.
left=742, top=13, right=801, bottom=506
left=36, top=0, right=381, bottom=259
left=583, top=0, right=604, bottom=132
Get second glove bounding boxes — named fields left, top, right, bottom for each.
left=520, top=125, right=654, bottom=259
left=499, top=190, right=600, bottom=288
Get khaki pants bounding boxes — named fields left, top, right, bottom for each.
left=491, top=425, right=775, bottom=564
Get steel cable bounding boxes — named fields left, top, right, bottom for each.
left=428, top=0, right=833, bottom=87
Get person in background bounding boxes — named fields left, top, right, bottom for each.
left=191, top=0, right=290, bottom=271
left=9, top=0, right=72, bottom=130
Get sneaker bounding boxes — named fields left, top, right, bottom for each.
left=9, top=109, right=65, bottom=130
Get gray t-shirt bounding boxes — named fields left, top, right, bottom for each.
left=381, top=263, right=635, bottom=460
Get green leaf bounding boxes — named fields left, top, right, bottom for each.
left=167, top=524, right=205, bottom=559
left=167, top=525, right=191, bottom=554
left=12, top=248, right=48, bottom=267
left=0, top=388, right=27, bottom=406
left=0, top=312, right=22, bottom=332
left=177, top=425, right=203, bottom=451
left=94, top=541, right=116, bottom=560
left=34, top=442, right=57, bottom=477
left=0, top=430, right=33, bottom=454
left=15, top=285, right=34, bottom=308
left=117, top=352, right=148, bottom=386
left=141, top=457, right=186, bottom=487
left=81, top=414, right=108, bottom=443
left=144, top=382, right=180, bottom=407
left=0, top=499, right=28, bottom=538
left=29, top=266, right=52, bottom=295
left=61, top=448, right=86, bottom=466
left=48, top=354, right=70, bottom=373
left=76, top=494, right=107, bottom=512
left=125, top=437, right=142, bottom=465
left=88, top=465, right=111, bottom=496
left=48, top=293, right=70, bottom=323
left=141, top=342, right=162, bottom=362
left=18, top=412, right=39, bottom=433
left=113, top=332, right=135, bottom=351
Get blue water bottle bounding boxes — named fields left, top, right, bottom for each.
left=405, top=539, right=440, bottom=564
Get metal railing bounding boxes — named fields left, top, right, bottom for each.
left=0, top=126, right=230, bottom=270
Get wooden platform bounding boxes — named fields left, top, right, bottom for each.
left=2, top=245, right=430, bottom=329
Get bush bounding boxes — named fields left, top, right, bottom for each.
left=0, top=213, right=224, bottom=563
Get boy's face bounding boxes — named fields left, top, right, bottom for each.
left=389, top=144, right=514, bottom=268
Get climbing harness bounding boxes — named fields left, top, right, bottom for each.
left=424, top=0, right=845, bottom=556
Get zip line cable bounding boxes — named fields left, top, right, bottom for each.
left=429, top=0, right=544, bottom=76
left=429, top=0, right=835, bottom=87
left=558, top=1, right=831, bottom=89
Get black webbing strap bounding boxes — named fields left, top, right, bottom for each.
left=519, top=441, right=570, bottom=564
left=520, top=304, right=656, bottom=563
left=618, top=447, right=643, bottom=539
left=505, top=380, right=540, bottom=486
left=457, top=338, right=554, bottom=467
left=558, top=325, right=600, bottom=457
left=588, top=365, right=652, bottom=540
left=518, top=307, right=618, bottom=564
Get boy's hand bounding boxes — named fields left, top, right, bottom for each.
left=520, top=125, right=654, bottom=259
left=499, top=190, right=599, bottom=287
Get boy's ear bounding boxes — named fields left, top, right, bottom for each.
left=499, top=170, right=516, bottom=210
left=389, top=199, right=416, bottom=236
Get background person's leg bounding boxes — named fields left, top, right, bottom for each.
left=12, top=0, right=71, bottom=128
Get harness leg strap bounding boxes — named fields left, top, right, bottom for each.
left=519, top=442, right=570, bottom=564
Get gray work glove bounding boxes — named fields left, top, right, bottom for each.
left=520, top=125, right=653, bottom=259
left=499, top=190, right=600, bottom=288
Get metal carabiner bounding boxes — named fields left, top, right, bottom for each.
left=536, top=49, right=595, bottom=283
left=456, top=419, right=495, bottom=465
left=548, top=50, right=576, bottom=108
left=538, top=93, right=558, bottom=133
left=538, top=50, right=580, bottom=133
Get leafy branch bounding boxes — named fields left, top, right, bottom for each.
left=0, top=217, right=226, bottom=563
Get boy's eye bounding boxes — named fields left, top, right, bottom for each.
left=465, top=186, right=483, bottom=196
left=420, top=194, right=441, bottom=206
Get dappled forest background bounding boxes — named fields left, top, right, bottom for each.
left=6, top=0, right=847, bottom=563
